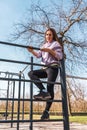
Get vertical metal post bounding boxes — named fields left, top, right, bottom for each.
left=29, top=57, right=33, bottom=130
left=11, top=81, right=15, bottom=128
left=17, top=71, right=21, bottom=130
left=22, top=80, right=25, bottom=120
left=60, top=58, right=70, bottom=130
left=5, top=74, right=9, bottom=120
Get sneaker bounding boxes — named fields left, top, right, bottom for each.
left=34, top=91, right=51, bottom=100
left=34, top=91, right=42, bottom=100
left=41, top=110, right=49, bottom=120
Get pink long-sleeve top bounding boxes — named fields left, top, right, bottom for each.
left=37, top=41, right=63, bottom=65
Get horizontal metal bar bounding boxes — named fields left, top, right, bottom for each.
left=66, top=74, right=87, bottom=80
left=0, top=41, right=40, bottom=50
left=0, top=98, right=62, bottom=102
left=0, top=119, right=64, bottom=123
left=0, top=58, right=43, bottom=67
left=0, top=58, right=34, bottom=65
left=0, top=58, right=61, bottom=69
left=0, top=77, right=61, bottom=85
left=0, top=112, right=63, bottom=115
left=0, top=71, right=19, bottom=76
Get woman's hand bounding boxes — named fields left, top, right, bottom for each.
left=27, top=46, right=39, bottom=57
left=27, top=46, right=33, bottom=52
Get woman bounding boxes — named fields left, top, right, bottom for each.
left=27, top=28, right=63, bottom=120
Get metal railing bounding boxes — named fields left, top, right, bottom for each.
left=0, top=41, right=69, bottom=130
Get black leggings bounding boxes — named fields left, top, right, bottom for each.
left=28, top=67, right=58, bottom=111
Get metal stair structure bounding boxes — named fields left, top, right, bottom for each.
left=0, top=41, right=70, bottom=130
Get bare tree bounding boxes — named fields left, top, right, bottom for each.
left=12, top=0, right=87, bottom=111
left=13, top=0, right=87, bottom=64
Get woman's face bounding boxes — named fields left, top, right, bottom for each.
left=45, top=30, right=53, bottom=43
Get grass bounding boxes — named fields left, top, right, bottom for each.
left=69, top=116, right=87, bottom=124
left=33, top=115, right=87, bottom=124
left=0, top=113, right=87, bottom=124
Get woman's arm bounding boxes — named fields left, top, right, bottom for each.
left=27, top=46, right=39, bottom=57
left=41, top=48, right=59, bottom=60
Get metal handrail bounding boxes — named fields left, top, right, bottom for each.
left=0, top=41, right=69, bottom=130
left=0, top=41, right=39, bottom=50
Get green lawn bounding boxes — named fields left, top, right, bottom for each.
left=51, top=115, right=87, bottom=124
left=33, top=115, right=87, bottom=124
left=0, top=113, right=87, bottom=124
left=69, top=116, right=87, bottom=124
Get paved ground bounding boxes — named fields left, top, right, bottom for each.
left=0, top=122, right=87, bottom=130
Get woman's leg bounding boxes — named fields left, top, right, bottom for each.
left=41, top=67, right=58, bottom=120
left=44, top=67, right=58, bottom=111
left=28, top=69, right=47, bottom=91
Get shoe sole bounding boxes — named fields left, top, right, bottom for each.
left=34, top=97, right=51, bottom=100
left=41, top=96, right=51, bottom=100
left=41, top=118, right=49, bottom=120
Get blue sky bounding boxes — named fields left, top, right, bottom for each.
left=0, top=0, right=62, bottom=41
left=0, top=0, right=30, bottom=40
left=0, top=0, right=63, bottom=72
left=0, top=0, right=87, bottom=75
left=0, top=0, right=41, bottom=96
left=0, top=0, right=64, bottom=97
left=0, top=0, right=33, bottom=72
left=0, top=0, right=87, bottom=98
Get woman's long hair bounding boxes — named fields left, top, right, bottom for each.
left=45, top=28, right=63, bottom=47
left=45, top=28, right=66, bottom=58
